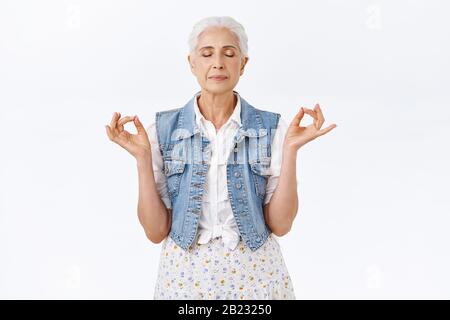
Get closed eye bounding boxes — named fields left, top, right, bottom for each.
left=202, top=54, right=235, bottom=58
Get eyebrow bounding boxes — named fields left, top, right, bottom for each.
left=198, top=45, right=238, bottom=51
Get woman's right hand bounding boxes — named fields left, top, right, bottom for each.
left=105, top=112, right=151, bottom=160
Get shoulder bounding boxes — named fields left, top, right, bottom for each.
left=148, top=106, right=185, bottom=143
left=156, top=107, right=184, bottom=121
left=251, top=105, right=281, bottom=118
left=156, top=106, right=183, bottom=115
left=147, top=106, right=183, bottom=131
left=248, top=106, right=281, bottom=131
left=146, top=106, right=181, bottom=142
left=155, top=107, right=184, bottom=130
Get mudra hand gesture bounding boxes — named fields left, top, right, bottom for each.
left=284, top=104, right=337, bottom=151
left=105, top=112, right=151, bottom=159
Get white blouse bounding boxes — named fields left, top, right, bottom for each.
left=146, top=91, right=288, bottom=250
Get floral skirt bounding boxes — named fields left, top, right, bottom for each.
left=153, top=233, right=296, bottom=300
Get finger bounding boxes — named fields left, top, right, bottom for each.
left=316, top=124, right=337, bottom=137
left=314, top=104, right=325, bottom=128
left=110, top=112, right=121, bottom=133
left=117, top=115, right=135, bottom=132
left=133, top=115, right=146, bottom=134
left=289, top=107, right=305, bottom=127
left=302, top=108, right=318, bottom=121
left=302, top=108, right=319, bottom=129
left=105, top=124, right=116, bottom=140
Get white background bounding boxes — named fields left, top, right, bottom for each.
left=1, top=0, right=449, bottom=299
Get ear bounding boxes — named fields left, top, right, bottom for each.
left=188, top=54, right=195, bottom=70
left=240, top=56, right=249, bottom=76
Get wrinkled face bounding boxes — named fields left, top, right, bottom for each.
left=188, top=27, right=249, bottom=94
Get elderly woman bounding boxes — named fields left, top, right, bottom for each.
left=106, top=16, right=336, bottom=300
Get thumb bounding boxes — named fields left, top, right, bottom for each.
left=133, top=115, right=146, bottom=134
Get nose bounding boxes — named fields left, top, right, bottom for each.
left=213, top=56, right=224, bottom=69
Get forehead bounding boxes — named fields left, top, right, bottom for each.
left=197, top=27, right=239, bottom=49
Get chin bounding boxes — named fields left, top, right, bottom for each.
left=202, top=84, right=236, bottom=95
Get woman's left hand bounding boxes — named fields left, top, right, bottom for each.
left=284, top=103, right=337, bottom=151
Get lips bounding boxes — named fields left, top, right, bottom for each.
left=209, top=75, right=228, bottom=80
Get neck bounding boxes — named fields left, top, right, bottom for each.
left=197, top=90, right=236, bottom=129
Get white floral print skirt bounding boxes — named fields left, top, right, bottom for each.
left=153, top=233, right=296, bottom=300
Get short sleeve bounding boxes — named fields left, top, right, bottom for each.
left=146, top=120, right=172, bottom=209
left=264, top=116, right=288, bottom=205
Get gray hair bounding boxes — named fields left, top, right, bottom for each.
left=187, top=16, right=249, bottom=60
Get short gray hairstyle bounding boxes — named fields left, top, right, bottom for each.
left=188, top=16, right=249, bottom=60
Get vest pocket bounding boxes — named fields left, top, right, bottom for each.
left=249, top=159, right=271, bottom=200
left=163, top=159, right=186, bottom=199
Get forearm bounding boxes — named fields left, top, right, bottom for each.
left=265, top=145, right=298, bottom=235
left=136, top=154, right=171, bottom=243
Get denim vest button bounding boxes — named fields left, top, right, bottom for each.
left=235, top=183, right=241, bottom=189
left=234, top=171, right=240, bottom=177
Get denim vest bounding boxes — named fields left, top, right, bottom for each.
left=155, top=91, right=280, bottom=252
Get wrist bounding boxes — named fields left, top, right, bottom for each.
left=136, top=152, right=152, bottom=166
left=282, top=143, right=299, bottom=157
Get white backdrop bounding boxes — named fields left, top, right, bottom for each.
left=1, top=0, right=449, bottom=299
